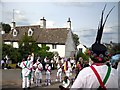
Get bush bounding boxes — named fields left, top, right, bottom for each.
left=8, top=64, right=16, bottom=69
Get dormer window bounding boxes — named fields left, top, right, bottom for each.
left=13, top=29, right=18, bottom=36
left=28, top=28, right=33, bottom=36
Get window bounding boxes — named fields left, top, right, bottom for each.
left=52, top=44, right=57, bottom=49
left=13, top=29, right=17, bottom=36
left=28, top=28, right=33, bottom=36
left=79, top=48, right=82, bottom=52
left=41, top=44, right=46, bottom=47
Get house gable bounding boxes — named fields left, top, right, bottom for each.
left=65, top=30, right=76, bottom=58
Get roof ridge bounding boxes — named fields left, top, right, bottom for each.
left=16, top=25, right=40, bottom=27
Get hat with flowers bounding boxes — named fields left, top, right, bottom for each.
left=88, top=4, right=114, bottom=63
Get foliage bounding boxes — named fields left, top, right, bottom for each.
left=75, top=51, right=89, bottom=62
left=1, top=23, right=11, bottom=33
left=110, top=43, right=120, bottom=55
left=18, top=33, right=54, bottom=62
left=18, top=33, right=40, bottom=61
left=8, top=64, right=17, bottom=69
left=72, top=33, right=80, bottom=47
left=37, top=44, right=54, bottom=60
left=2, top=44, right=20, bottom=63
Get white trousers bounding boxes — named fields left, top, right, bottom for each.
left=35, top=72, right=42, bottom=86
left=30, top=70, right=34, bottom=84
left=22, top=76, right=30, bottom=88
left=56, top=71, right=62, bottom=82
left=65, top=70, right=70, bottom=77
left=46, top=72, right=51, bottom=84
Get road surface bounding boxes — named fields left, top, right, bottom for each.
left=1, top=69, right=75, bottom=89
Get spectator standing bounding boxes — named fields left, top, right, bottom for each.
left=1, top=58, right=5, bottom=69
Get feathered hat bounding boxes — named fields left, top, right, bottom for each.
left=89, top=4, right=115, bottom=63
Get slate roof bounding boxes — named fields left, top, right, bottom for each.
left=2, top=25, right=69, bottom=44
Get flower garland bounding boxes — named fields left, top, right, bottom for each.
left=87, top=50, right=111, bottom=63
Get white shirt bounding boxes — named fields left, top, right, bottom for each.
left=63, top=79, right=70, bottom=88
left=20, top=60, right=31, bottom=76
left=33, top=62, right=43, bottom=72
left=45, top=65, right=51, bottom=73
left=71, top=65, right=118, bottom=89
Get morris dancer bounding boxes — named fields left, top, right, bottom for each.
left=20, top=58, right=32, bottom=89
left=56, top=61, right=62, bottom=82
left=71, top=5, right=118, bottom=89
left=45, top=64, right=51, bottom=86
left=63, top=58, right=72, bottom=78
left=33, top=58, right=43, bottom=87
left=29, top=53, right=35, bottom=84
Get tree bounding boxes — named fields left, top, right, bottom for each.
left=18, top=33, right=39, bottom=61
left=72, top=33, right=80, bottom=47
left=2, top=44, right=20, bottom=63
left=75, top=51, right=89, bottom=62
left=110, top=43, right=120, bottom=55
left=18, top=33, right=54, bottom=61
left=38, top=44, right=54, bottom=60
left=1, top=23, right=11, bottom=33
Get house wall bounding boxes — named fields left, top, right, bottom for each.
left=13, top=42, right=19, bottom=48
left=4, top=42, right=11, bottom=45
left=4, top=42, right=66, bottom=57
left=47, top=44, right=65, bottom=57
left=38, top=44, right=65, bottom=57
left=65, top=30, right=76, bottom=58
left=77, top=44, right=87, bottom=53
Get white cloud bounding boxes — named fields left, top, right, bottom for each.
left=30, top=20, right=57, bottom=28
left=14, top=10, right=28, bottom=22
left=2, top=9, right=30, bottom=25
left=46, top=21, right=55, bottom=28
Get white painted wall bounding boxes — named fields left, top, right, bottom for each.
left=4, top=42, right=65, bottom=57
left=38, top=44, right=65, bottom=57
left=4, top=42, right=11, bottom=45
left=77, top=44, right=87, bottom=53
left=38, top=44, right=42, bottom=47
left=13, top=42, right=19, bottom=48
left=47, top=44, right=65, bottom=57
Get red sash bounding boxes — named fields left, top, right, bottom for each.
left=38, top=67, right=42, bottom=71
left=23, top=61, right=28, bottom=68
left=47, top=66, right=51, bottom=72
left=37, top=63, right=42, bottom=71
left=90, top=65, right=106, bottom=89
left=23, top=61, right=31, bottom=70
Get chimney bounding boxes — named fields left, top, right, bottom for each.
left=11, top=21, right=16, bottom=29
left=11, top=9, right=16, bottom=29
left=67, top=17, right=71, bottom=30
left=40, top=17, right=46, bottom=29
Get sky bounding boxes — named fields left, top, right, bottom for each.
left=0, top=0, right=119, bottom=47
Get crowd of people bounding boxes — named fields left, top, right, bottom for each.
left=17, top=52, right=94, bottom=89
left=17, top=51, right=120, bottom=90
left=2, top=51, right=119, bottom=90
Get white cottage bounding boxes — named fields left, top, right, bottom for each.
left=2, top=17, right=76, bottom=58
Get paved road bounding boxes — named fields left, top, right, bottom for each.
left=1, top=69, right=75, bottom=89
